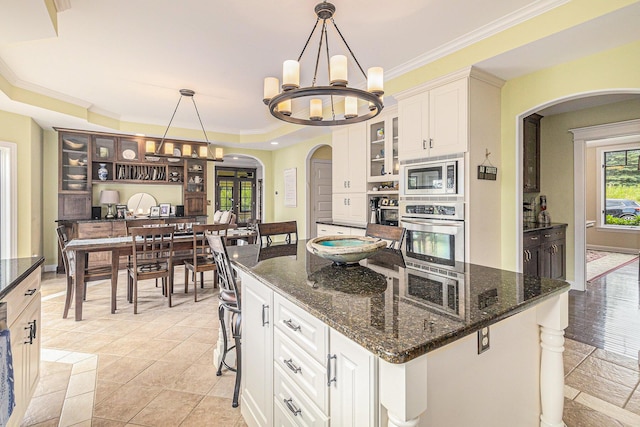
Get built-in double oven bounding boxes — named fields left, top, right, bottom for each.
left=399, top=200, right=466, bottom=318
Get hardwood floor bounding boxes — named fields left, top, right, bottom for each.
left=566, top=258, right=640, bottom=360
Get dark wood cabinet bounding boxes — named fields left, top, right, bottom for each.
left=523, top=113, right=542, bottom=193
left=523, top=224, right=566, bottom=280
left=56, top=128, right=212, bottom=221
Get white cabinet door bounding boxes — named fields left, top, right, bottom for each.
left=346, top=123, right=366, bottom=193
left=331, top=193, right=366, bottom=225
left=329, top=328, right=377, bottom=427
left=331, top=128, right=350, bottom=193
left=241, top=273, right=274, bottom=427
left=398, top=94, right=428, bottom=161
left=429, top=78, right=468, bottom=156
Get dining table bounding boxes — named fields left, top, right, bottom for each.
left=64, top=228, right=257, bottom=321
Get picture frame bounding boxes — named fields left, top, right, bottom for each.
left=115, top=204, right=128, bottom=220
left=149, top=206, right=160, bottom=217
left=159, top=203, right=171, bottom=217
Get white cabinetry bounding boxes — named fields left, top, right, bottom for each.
left=240, top=270, right=376, bottom=427
left=332, top=123, right=367, bottom=225
left=316, top=224, right=365, bottom=237
left=241, top=274, right=273, bottom=427
left=398, top=77, right=468, bottom=160
left=367, top=107, right=399, bottom=182
left=4, top=266, right=41, bottom=427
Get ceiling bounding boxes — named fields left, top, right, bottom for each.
left=0, top=0, right=638, bottom=151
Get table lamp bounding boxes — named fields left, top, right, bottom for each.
left=99, top=190, right=120, bottom=219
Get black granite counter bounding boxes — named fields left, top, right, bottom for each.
left=229, top=241, right=570, bottom=364
left=0, top=256, right=44, bottom=300
left=523, top=222, right=567, bottom=232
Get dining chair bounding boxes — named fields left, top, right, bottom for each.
left=183, top=223, right=229, bottom=302
left=257, top=220, right=298, bottom=247
left=365, top=223, right=406, bottom=250
left=206, top=233, right=241, bottom=408
left=127, top=225, right=175, bottom=314
left=56, top=226, right=114, bottom=318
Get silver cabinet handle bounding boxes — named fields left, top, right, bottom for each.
left=544, top=234, right=551, bottom=238
left=429, top=138, right=433, bottom=149
left=24, top=288, right=37, bottom=296
left=283, top=319, right=301, bottom=332
left=422, top=139, right=427, bottom=149
left=261, top=304, right=269, bottom=326
left=327, top=354, right=337, bottom=386
left=347, top=180, right=350, bottom=188
left=284, top=358, right=302, bottom=374
left=284, top=398, right=301, bottom=416
left=530, top=236, right=538, bottom=240
left=347, top=198, right=351, bottom=206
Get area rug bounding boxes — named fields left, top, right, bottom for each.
left=586, top=250, right=638, bottom=282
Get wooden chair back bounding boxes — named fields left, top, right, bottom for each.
left=125, top=219, right=166, bottom=234
left=257, top=221, right=298, bottom=246
left=191, top=223, right=229, bottom=266
left=56, top=225, right=73, bottom=275
left=128, top=225, right=175, bottom=278
left=365, top=223, right=406, bottom=250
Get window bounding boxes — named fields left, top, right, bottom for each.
left=0, top=141, right=17, bottom=259
left=601, top=146, right=640, bottom=228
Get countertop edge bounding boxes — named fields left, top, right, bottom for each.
left=0, top=256, right=45, bottom=300
left=316, top=220, right=367, bottom=229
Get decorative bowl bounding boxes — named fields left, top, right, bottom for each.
left=64, top=139, right=85, bottom=150
left=67, top=158, right=80, bottom=166
left=67, top=183, right=86, bottom=190
left=67, top=174, right=86, bottom=180
left=306, top=235, right=387, bottom=265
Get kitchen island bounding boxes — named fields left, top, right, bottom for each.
left=228, top=242, right=569, bottom=427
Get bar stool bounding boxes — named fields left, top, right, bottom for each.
left=206, top=233, right=241, bottom=407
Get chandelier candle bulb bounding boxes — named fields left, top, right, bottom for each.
left=310, top=99, right=323, bottom=121
left=282, top=60, right=300, bottom=90
left=345, top=97, right=358, bottom=118
left=263, top=77, right=279, bottom=103
left=145, top=140, right=155, bottom=153
left=278, top=99, right=292, bottom=116
left=330, top=55, right=348, bottom=86
left=367, top=67, right=384, bottom=95
left=182, top=144, right=192, bottom=157
left=199, top=145, right=208, bottom=158
left=164, top=142, right=174, bottom=155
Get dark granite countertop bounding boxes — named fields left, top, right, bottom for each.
left=523, top=222, right=567, bottom=232
left=56, top=215, right=201, bottom=224
left=229, top=241, right=570, bottom=364
left=0, top=256, right=44, bottom=300
left=316, top=220, right=366, bottom=229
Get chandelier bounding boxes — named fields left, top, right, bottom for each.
left=152, top=89, right=223, bottom=162
left=263, top=1, right=384, bottom=126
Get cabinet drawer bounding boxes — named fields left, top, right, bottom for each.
left=274, top=294, right=328, bottom=364
left=2, top=268, right=41, bottom=326
left=77, top=222, right=112, bottom=238
left=541, top=228, right=565, bottom=242
left=316, top=224, right=350, bottom=236
left=523, top=231, right=541, bottom=248
left=274, top=365, right=329, bottom=427
left=111, top=222, right=127, bottom=237
left=274, top=329, right=328, bottom=413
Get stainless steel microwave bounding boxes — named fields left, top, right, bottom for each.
left=400, top=158, right=463, bottom=196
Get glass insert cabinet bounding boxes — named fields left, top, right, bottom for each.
left=367, top=108, right=399, bottom=182
left=57, top=128, right=213, bottom=219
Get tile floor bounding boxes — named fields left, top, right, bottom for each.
left=21, top=265, right=640, bottom=426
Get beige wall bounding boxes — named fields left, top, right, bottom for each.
left=0, top=110, right=43, bottom=258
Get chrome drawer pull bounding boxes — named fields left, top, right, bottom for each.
left=261, top=304, right=269, bottom=326
left=284, top=398, right=301, bottom=416
left=24, top=288, right=37, bottom=296
left=283, top=319, right=301, bottom=332
left=284, top=358, right=302, bottom=374
left=327, top=354, right=337, bottom=386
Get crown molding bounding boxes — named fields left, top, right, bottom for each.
left=385, top=0, right=569, bottom=82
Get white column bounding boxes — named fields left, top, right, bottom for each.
left=537, top=292, right=569, bottom=427
left=379, top=354, right=428, bottom=427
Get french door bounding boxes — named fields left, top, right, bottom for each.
left=215, top=167, right=257, bottom=226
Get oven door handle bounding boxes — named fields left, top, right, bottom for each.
left=401, top=219, right=463, bottom=227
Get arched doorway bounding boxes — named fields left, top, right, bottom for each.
left=515, top=91, right=640, bottom=291
left=306, top=144, right=332, bottom=239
